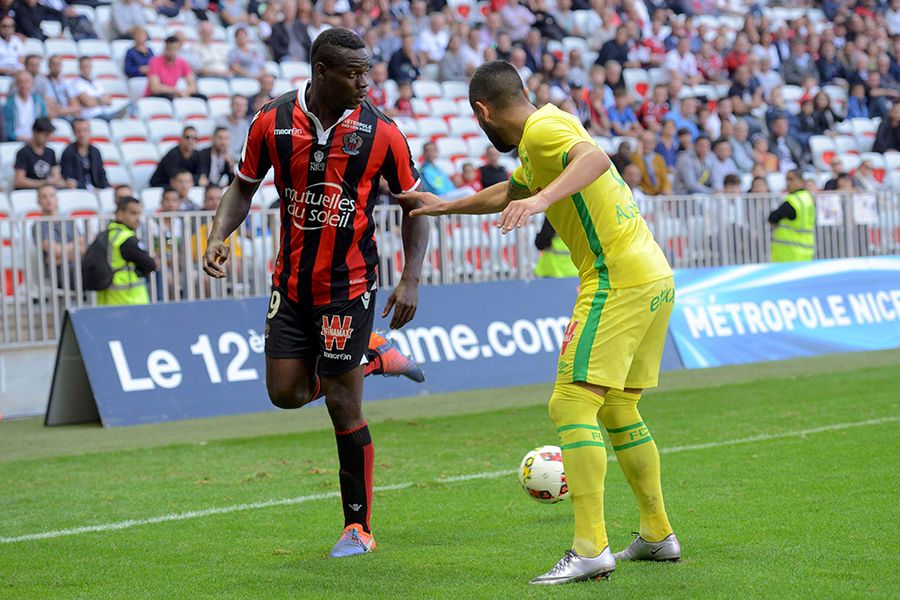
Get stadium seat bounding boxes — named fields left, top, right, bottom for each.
left=121, top=142, right=160, bottom=166
left=96, top=142, right=123, bottom=167
left=823, top=84, right=848, bottom=114
left=412, top=80, right=442, bottom=100
left=0, top=75, right=11, bottom=96
left=280, top=61, right=311, bottom=80
left=188, top=186, right=205, bottom=207
left=782, top=85, right=803, bottom=104
left=884, top=151, right=900, bottom=172
left=436, top=137, right=469, bottom=161
left=88, top=119, right=113, bottom=144
left=127, top=77, right=148, bottom=102
left=207, top=98, right=231, bottom=118
left=411, top=98, right=431, bottom=117
left=0, top=142, right=23, bottom=169
left=834, top=135, right=859, bottom=155
left=148, top=119, right=183, bottom=145
left=111, top=120, right=150, bottom=144
left=853, top=118, right=878, bottom=152
left=447, top=0, right=476, bottom=21
left=416, top=117, right=450, bottom=140
left=9, top=190, right=37, bottom=216
left=466, top=137, right=492, bottom=158
left=441, top=81, right=469, bottom=101
left=185, top=118, right=214, bottom=143
left=129, top=164, right=156, bottom=192
left=562, top=36, right=589, bottom=55
left=407, top=137, right=427, bottom=161
left=394, top=116, right=418, bottom=138
left=766, top=172, right=786, bottom=193
left=57, top=190, right=100, bottom=216
left=842, top=154, right=861, bottom=172
left=623, top=68, right=650, bottom=99
left=497, top=156, right=519, bottom=174
left=140, top=187, right=163, bottom=213
left=173, top=97, right=210, bottom=121
left=230, top=77, right=260, bottom=97
left=455, top=99, right=474, bottom=116
left=429, top=98, right=459, bottom=119
left=809, top=135, right=837, bottom=171
left=97, top=188, right=116, bottom=213
left=198, top=78, right=231, bottom=101
left=1, top=246, right=25, bottom=297
left=137, top=97, right=174, bottom=120
left=103, top=79, right=130, bottom=101
left=105, top=166, right=132, bottom=188
left=50, top=119, right=74, bottom=144
left=860, top=152, right=887, bottom=182
left=447, top=116, right=481, bottom=139
left=45, top=39, right=78, bottom=60
left=435, top=158, right=456, bottom=176
left=23, top=38, right=43, bottom=58
left=593, top=136, right=615, bottom=154
left=111, top=39, right=133, bottom=66
left=92, top=60, right=123, bottom=81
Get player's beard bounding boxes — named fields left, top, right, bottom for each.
left=481, top=121, right=516, bottom=154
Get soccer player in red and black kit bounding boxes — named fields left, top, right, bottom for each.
left=202, top=28, right=429, bottom=558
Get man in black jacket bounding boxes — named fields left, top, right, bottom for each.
left=266, top=0, right=312, bottom=63
left=873, top=102, right=900, bottom=153
left=149, top=125, right=205, bottom=187
left=197, top=127, right=235, bottom=188
left=61, top=118, right=108, bottom=190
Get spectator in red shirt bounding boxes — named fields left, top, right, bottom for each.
left=366, top=62, right=389, bottom=110
left=393, top=81, right=414, bottom=117
left=637, top=84, right=669, bottom=132
left=725, top=33, right=751, bottom=75
left=146, top=36, right=205, bottom=100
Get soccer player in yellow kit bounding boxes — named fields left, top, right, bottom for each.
left=402, top=61, right=681, bottom=585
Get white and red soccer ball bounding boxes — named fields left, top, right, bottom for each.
left=518, top=445, right=569, bottom=504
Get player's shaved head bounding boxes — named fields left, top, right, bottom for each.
left=310, top=27, right=366, bottom=70
left=469, top=60, right=528, bottom=110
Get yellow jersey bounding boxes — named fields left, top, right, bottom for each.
left=511, top=104, right=672, bottom=290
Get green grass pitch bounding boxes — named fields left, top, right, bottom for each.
left=1, top=350, right=898, bottom=599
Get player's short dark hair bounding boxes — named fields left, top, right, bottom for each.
left=310, top=27, right=365, bottom=69
left=115, top=196, right=141, bottom=211
left=469, top=60, right=527, bottom=110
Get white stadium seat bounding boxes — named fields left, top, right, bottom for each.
left=412, top=80, right=442, bottom=100
left=141, top=187, right=163, bottom=213
left=104, top=166, right=132, bottom=188
left=96, top=143, right=123, bottom=167
left=149, top=120, right=185, bottom=145
left=97, top=188, right=117, bottom=213
left=57, top=190, right=100, bottom=216
left=429, top=99, right=459, bottom=118
left=128, top=77, right=148, bottom=102
left=45, top=39, right=78, bottom=60
left=416, top=117, right=449, bottom=140
left=198, top=78, right=231, bottom=101
left=92, top=60, right=123, bottom=81
left=137, top=97, right=174, bottom=120
left=129, top=164, right=156, bottom=192
left=50, top=119, right=74, bottom=144
left=466, top=137, right=492, bottom=158
left=9, top=190, right=38, bottom=216
left=173, top=97, right=210, bottom=121
left=230, top=77, right=260, bottom=97
left=121, top=142, right=160, bottom=166
left=441, top=81, right=469, bottom=101
left=447, top=116, right=481, bottom=139
left=809, top=135, right=836, bottom=171
left=88, top=119, right=112, bottom=143
left=436, top=137, right=468, bottom=160
left=280, top=61, right=311, bottom=80
left=112, top=120, right=150, bottom=144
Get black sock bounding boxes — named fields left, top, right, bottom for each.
left=334, top=423, right=373, bottom=533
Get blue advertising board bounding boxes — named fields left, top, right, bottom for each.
left=49, top=278, right=685, bottom=427
left=668, top=256, right=900, bottom=368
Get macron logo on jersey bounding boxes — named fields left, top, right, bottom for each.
left=322, top=316, right=354, bottom=351
left=274, top=128, right=304, bottom=136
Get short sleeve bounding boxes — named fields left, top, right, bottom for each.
left=237, top=109, right=273, bottom=183
left=523, top=114, right=594, bottom=168
left=510, top=164, right=528, bottom=189
left=13, top=148, right=26, bottom=170
left=382, top=124, right=420, bottom=194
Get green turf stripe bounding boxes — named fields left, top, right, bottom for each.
left=606, top=421, right=645, bottom=434
left=562, top=150, right=609, bottom=291
left=613, top=437, right=653, bottom=451
left=556, top=424, right=602, bottom=433
left=573, top=288, right=608, bottom=381
left=560, top=440, right=605, bottom=450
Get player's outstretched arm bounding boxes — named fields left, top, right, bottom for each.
left=496, top=142, right=610, bottom=233
left=384, top=190, right=430, bottom=329
left=203, top=176, right=259, bottom=278
left=402, top=181, right=516, bottom=217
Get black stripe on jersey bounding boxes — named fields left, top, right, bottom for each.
left=361, top=98, right=399, bottom=127
left=273, top=101, right=296, bottom=292
left=295, top=125, right=337, bottom=304
left=261, top=90, right=297, bottom=115
left=329, top=109, right=380, bottom=303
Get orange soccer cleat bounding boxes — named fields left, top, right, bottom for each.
left=366, top=330, right=425, bottom=383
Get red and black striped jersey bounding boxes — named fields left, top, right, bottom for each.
left=238, top=87, right=420, bottom=306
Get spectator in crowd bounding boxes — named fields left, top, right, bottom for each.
left=782, top=37, right=819, bottom=86
left=823, top=156, right=847, bottom=191
left=709, top=137, right=738, bottom=191
left=728, top=64, right=763, bottom=107
left=438, top=34, right=470, bottom=82
left=655, top=119, right=679, bottom=168
left=190, top=20, right=230, bottom=79
left=705, top=97, right=736, bottom=140
left=453, top=162, right=482, bottom=192
left=664, top=36, right=702, bottom=85
left=751, top=133, right=779, bottom=173
left=610, top=138, right=634, bottom=174
left=366, top=62, right=390, bottom=111
left=98, top=195, right=156, bottom=306
left=500, top=0, right=536, bottom=43
left=854, top=160, right=883, bottom=191
left=768, top=169, right=815, bottom=262
left=169, top=169, right=199, bottom=209
left=229, top=25, right=266, bottom=78
left=191, top=184, right=242, bottom=284
left=668, top=96, right=699, bottom=140
left=123, top=26, right=154, bottom=78
left=586, top=85, right=611, bottom=135
left=218, top=0, right=251, bottom=26
left=847, top=83, right=870, bottom=119
left=521, top=28, right=545, bottom=74
left=10, top=53, right=43, bottom=96
left=834, top=173, right=855, bottom=192
left=749, top=176, right=769, bottom=193
left=420, top=141, right=455, bottom=195
left=636, top=84, right=669, bottom=131
left=416, top=13, right=449, bottom=63
left=4, top=70, right=47, bottom=142
left=114, top=184, right=133, bottom=203
left=146, top=36, right=202, bottom=100
left=111, top=0, right=147, bottom=40
left=674, top=135, right=714, bottom=195
left=816, top=40, right=847, bottom=85
left=873, top=102, right=900, bottom=153
left=71, top=57, right=129, bottom=121
left=812, top=91, right=841, bottom=132
left=32, top=184, right=84, bottom=287
left=14, top=118, right=62, bottom=189
left=198, top=127, right=235, bottom=187
left=478, top=146, right=509, bottom=188
left=608, top=88, right=641, bottom=137
left=728, top=119, right=753, bottom=172
left=267, top=0, right=313, bottom=63
left=150, top=187, right=187, bottom=299
left=150, top=126, right=204, bottom=187
left=215, top=95, right=250, bottom=156
left=768, top=116, right=805, bottom=173
left=631, top=130, right=670, bottom=196
left=0, top=16, right=23, bottom=76
left=479, top=11, right=502, bottom=49
left=11, top=0, right=53, bottom=41
left=61, top=118, right=109, bottom=190
left=388, top=32, right=422, bottom=83
left=248, top=73, right=276, bottom=116
left=393, top=81, right=414, bottom=117
left=622, top=163, right=645, bottom=204
left=597, top=26, right=631, bottom=67
left=725, top=32, right=751, bottom=75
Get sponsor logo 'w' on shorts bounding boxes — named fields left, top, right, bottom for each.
left=557, top=276, right=675, bottom=390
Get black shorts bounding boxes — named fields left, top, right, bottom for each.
left=264, top=286, right=376, bottom=376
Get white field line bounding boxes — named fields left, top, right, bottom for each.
left=1, top=416, right=896, bottom=545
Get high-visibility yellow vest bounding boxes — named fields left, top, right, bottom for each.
left=97, top=222, right=150, bottom=306
left=771, top=189, right=816, bottom=262
left=534, top=235, right=579, bottom=278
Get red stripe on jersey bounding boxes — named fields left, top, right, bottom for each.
left=310, top=112, right=358, bottom=305
left=284, top=108, right=313, bottom=301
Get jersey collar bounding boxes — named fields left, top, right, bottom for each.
left=297, top=82, right=356, bottom=146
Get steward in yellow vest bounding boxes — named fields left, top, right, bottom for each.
left=98, top=196, right=157, bottom=306
left=534, top=216, right=579, bottom=278
left=768, top=169, right=816, bottom=262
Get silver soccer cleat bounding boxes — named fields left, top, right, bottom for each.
left=614, top=533, right=681, bottom=562
left=529, top=547, right=616, bottom=585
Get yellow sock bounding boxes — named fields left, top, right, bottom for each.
left=598, top=389, right=673, bottom=543
left=548, top=382, right=608, bottom=557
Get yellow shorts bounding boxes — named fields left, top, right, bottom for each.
left=556, top=276, right=675, bottom=390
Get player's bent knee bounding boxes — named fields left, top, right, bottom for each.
left=548, top=382, right=604, bottom=426
left=267, top=383, right=315, bottom=409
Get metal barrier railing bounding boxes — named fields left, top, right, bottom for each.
left=1, top=191, right=898, bottom=348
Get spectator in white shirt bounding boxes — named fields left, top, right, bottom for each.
left=70, top=57, right=129, bottom=121
left=0, top=17, right=23, bottom=76
left=415, top=13, right=450, bottom=63
left=664, top=37, right=702, bottom=85
left=214, top=94, right=250, bottom=156
left=228, top=25, right=266, bottom=77
left=189, top=20, right=230, bottom=78
left=461, top=28, right=484, bottom=71
left=500, top=0, right=536, bottom=43
left=45, top=55, right=81, bottom=120
left=4, top=70, right=47, bottom=142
